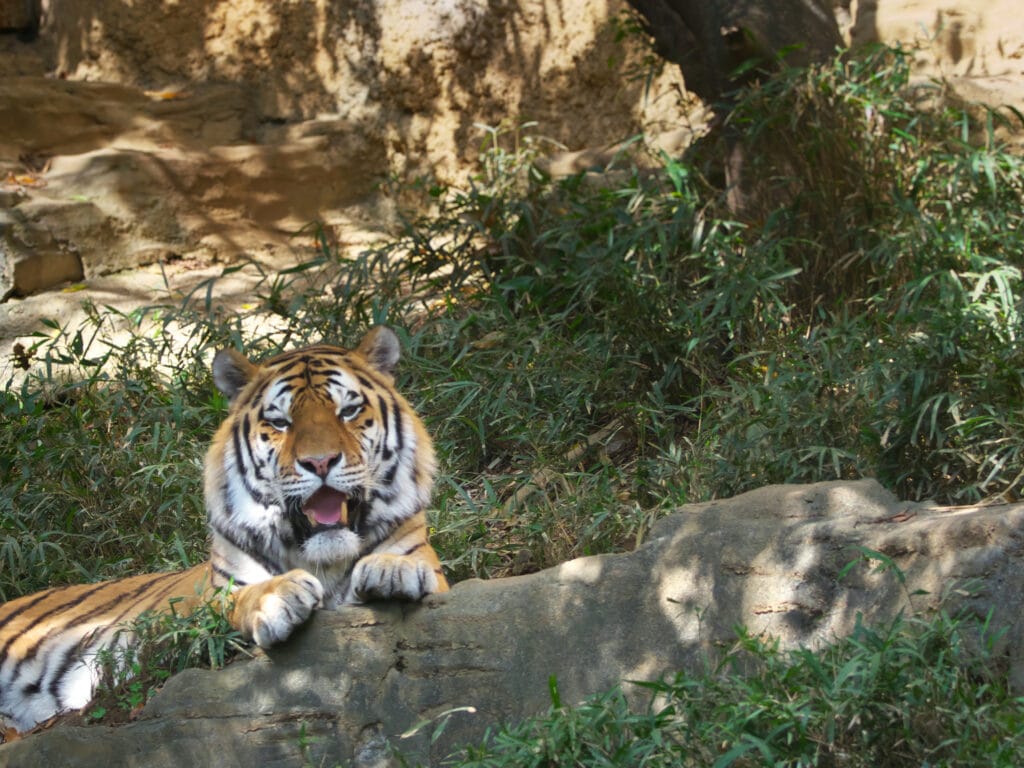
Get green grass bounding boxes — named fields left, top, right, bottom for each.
left=4, top=45, right=1024, bottom=587
left=445, top=605, right=1023, bottom=767
left=88, top=590, right=246, bottom=722
left=0, top=41, right=1022, bottom=755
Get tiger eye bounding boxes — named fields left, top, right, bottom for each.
left=339, top=404, right=362, bottom=421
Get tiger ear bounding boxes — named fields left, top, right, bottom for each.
left=212, top=348, right=257, bottom=401
left=356, top=326, right=401, bottom=377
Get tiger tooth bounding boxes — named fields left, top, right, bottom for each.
left=340, top=497, right=349, bottom=527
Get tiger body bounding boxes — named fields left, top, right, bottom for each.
left=0, top=327, right=448, bottom=734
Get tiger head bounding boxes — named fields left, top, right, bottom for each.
left=203, top=326, right=436, bottom=600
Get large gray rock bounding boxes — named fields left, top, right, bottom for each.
left=2, top=479, right=1022, bottom=767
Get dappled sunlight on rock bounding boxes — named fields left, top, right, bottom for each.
left=6, top=479, right=1021, bottom=766
left=555, top=556, right=604, bottom=585
left=656, top=563, right=712, bottom=640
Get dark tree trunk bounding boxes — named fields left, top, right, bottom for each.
left=627, top=0, right=843, bottom=216
left=628, top=0, right=841, bottom=106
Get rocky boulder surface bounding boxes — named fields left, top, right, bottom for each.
left=3, top=0, right=1023, bottom=306
left=0, top=0, right=691, bottom=300
left=0, top=0, right=693, bottom=381
left=2, top=0, right=1022, bottom=375
left=2, top=479, right=1021, bottom=767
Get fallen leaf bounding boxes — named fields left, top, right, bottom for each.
left=145, top=89, right=190, bottom=101
left=4, top=172, right=46, bottom=187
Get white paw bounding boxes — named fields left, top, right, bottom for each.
left=351, top=554, right=439, bottom=602
left=250, top=570, right=324, bottom=648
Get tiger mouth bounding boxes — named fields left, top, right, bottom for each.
left=303, top=487, right=350, bottom=528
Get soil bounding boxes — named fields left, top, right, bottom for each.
left=1, top=0, right=1022, bottom=383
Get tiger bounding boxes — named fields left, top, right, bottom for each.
left=0, top=326, right=448, bottom=735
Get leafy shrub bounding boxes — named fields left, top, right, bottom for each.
left=88, top=591, right=246, bottom=722
left=2, top=44, right=1023, bottom=591
left=386, top=45, right=1024, bottom=512
left=447, top=607, right=1022, bottom=767
left=0, top=40, right=1021, bottom=759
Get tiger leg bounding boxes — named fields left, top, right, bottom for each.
left=351, top=552, right=449, bottom=602
left=349, top=511, right=449, bottom=602
left=228, top=569, right=324, bottom=648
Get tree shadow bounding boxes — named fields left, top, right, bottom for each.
left=1, top=0, right=685, bottom=306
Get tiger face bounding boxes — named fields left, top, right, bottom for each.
left=0, top=327, right=448, bottom=734
left=206, top=327, right=447, bottom=619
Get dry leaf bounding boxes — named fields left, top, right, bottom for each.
left=145, top=89, right=190, bottom=101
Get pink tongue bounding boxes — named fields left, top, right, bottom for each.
left=304, top=488, right=348, bottom=526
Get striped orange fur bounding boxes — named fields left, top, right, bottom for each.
left=0, top=327, right=448, bottom=733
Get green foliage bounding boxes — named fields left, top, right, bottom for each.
left=426, top=45, right=1024, bottom=507
left=0, top=305, right=221, bottom=598
left=0, top=44, right=1023, bottom=728
left=446, top=607, right=1023, bottom=767
left=4, top=45, right=1024, bottom=593
left=688, top=47, right=1024, bottom=501
left=89, top=591, right=245, bottom=720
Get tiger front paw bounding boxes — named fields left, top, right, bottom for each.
left=235, top=569, right=325, bottom=648
left=350, top=553, right=441, bottom=603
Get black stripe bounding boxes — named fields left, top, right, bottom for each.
left=237, top=416, right=259, bottom=478
left=266, top=348, right=333, bottom=368
left=270, top=380, right=293, bottom=400
left=377, top=394, right=392, bottom=460
left=212, top=564, right=247, bottom=587
left=11, top=571, right=187, bottom=676
left=369, top=488, right=395, bottom=504
left=390, top=397, right=405, bottom=453
left=349, top=360, right=392, bottom=391
left=248, top=377, right=272, bottom=406
left=271, top=353, right=307, bottom=368
left=307, top=359, right=333, bottom=373
left=0, top=588, right=55, bottom=638
left=0, top=582, right=111, bottom=662
left=246, top=475, right=272, bottom=505
left=359, top=513, right=413, bottom=551
left=112, top=571, right=195, bottom=618
left=47, top=624, right=115, bottom=707
left=262, top=345, right=388, bottom=385
left=402, top=541, right=427, bottom=556
left=209, top=517, right=282, bottom=576
left=46, top=569, right=198, bottom=706
left=231, top=418, right=249, bottom=482
left=231, top=417, right=272, bottom=500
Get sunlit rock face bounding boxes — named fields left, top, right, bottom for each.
left=3, top=479, right=1022, bottom=767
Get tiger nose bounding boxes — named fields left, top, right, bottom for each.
left=298, top=453, right=340, bottom=478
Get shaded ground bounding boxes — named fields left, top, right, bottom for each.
left=0, top=0, right=693, bottom=381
